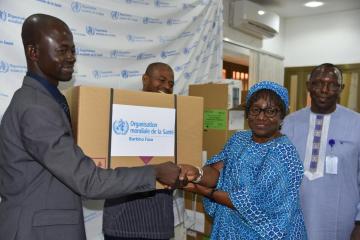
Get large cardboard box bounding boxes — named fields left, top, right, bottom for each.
left=189, top=83, right=247, bottom=158
left=64, top=86, right=203, bottom=170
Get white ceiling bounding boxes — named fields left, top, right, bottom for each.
left=248, top=0, right=360, bottom=18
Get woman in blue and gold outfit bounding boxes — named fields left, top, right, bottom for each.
left=179, top=81, right=307, bottom=239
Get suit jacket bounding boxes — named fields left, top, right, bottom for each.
left=0, top=76, right=156, bottom=240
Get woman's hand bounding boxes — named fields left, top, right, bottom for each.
left=178, top=164, right=200, bottom=182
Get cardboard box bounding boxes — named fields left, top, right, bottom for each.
left=64, top=86, right=203, bottom=170
left=189, top=83, right=247, bottom=158
left=184, top=192, right=212, bottom=236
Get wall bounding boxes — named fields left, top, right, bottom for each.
left=284, top=9, right=360, bottom=67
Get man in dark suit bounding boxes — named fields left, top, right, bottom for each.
left=103, top=62, right=176, bottom=240
left=0, top=14, right=180, bottom=240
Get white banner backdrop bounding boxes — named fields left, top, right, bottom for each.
left=0, top=0, right=223, bottom=119
left=0, top=0, right=223, bottom=239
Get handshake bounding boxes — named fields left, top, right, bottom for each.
left=153, top=161, right=201, bottom=188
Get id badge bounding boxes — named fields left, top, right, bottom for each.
left=325, top=155, right=338, bottom=174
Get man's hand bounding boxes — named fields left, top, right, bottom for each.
left=178, top=164, right=200, bottom=182
left=351, top=225, right=360, bottom=240
left=153, top=161, right=180, bottom=188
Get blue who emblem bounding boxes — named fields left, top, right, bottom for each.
left=174, top=66, right=182, bottom=72
left=184, top=72, right=192, bottom=80
left=127, top=34, right=135, bottom=42
left=113, top=119, right=129, bottom=135
left=92, top=70, right=101, bottom=79
left=110, top=11, right=119, bottom=20
left=154, top=0, right=161, bottom=7
left=85, top=26, right=95, bottom=36
left=183, top=47, right=190, bottom=55
left=166, top=19, right=173, bottom=25
left=0, top=10, right=7, bottom=22
left=160, top=51, right=167, bottom=59
left=71, top=2, right=81, bottom=12
left=110, top=50, right=118, bottom=58
left=121, top=70, right=129, bottom=79
left=0, top=61, right=9, bottom=73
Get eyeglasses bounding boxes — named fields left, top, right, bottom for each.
left=248, top=107, right=280, bottom=118
left=310, top=81, right=340, bottom=91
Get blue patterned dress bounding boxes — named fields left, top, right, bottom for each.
left=204, top=131, right=307, bottom=239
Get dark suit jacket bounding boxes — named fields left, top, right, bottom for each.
left=0, top=76, right=156, bottom=240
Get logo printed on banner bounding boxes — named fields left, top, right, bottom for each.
left=174, top=61, right=190, bottom=72
left=36, top=0, right=62, bottom=8
left=85, top=26, right=116, bottom=37
left=125, top=0, right=149, bottom=5
left=0, top=10, right=7, bottom=22
left=166, top=18, right=187, bottom=25
left=178, top=31, right=195, bottom=39
left=0, top=61, right=9, bottom=73
left=160, top=50, right=180, bottom=59
left=113, top=119, right=130, bottom=135
left=142, top=17, right=163, bottom=25
left=76, top=47, right=103, bottom=57
left=0, top=10, right=24, bottom=24
left=86, top=26, right=95, bottom=36
left=154, top=0, right=177, bottom=8
left=183, top=3, right=196, bottom=9
left=71, top=1, right=81, bottom=12
left=92, top=70, right=122, bottom=79
left=158, top=35, right=176, bottom=44
left=110, top=50, right=136, bottom=59
left=70, top=1, right=104, bottom=15
left=0, top=60, right=26, bottom=74
left=136, top=52, right=156, bottom=61
left=92, top=70, right=101, bottom=79
left=110, top=11, right=138, bottom=22
left=121, top=70, right=142, bottom=79
left=70, top=28, right=86, bottom=37
left=183, top=68, right=199, bottom=80
left=126, top=34, right=153, bottom=43
left=183, top=41, right=199, bottom=55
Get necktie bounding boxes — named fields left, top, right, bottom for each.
left=59, top=94, right=72, bottom=124
left=309, top=115, right=324, bottom=172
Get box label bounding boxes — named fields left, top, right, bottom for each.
left=203, top=109, right=227, bottom=130
left=111, top=104, right=175, bottom=156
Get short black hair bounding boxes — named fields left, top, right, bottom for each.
left=246, top=89, right=287, bottom=119
left=145, top=62, right=173, bottom=76
left=309, top=63, right=343, bottom=85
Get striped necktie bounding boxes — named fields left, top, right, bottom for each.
left=309, top=115, right=324, bottom=172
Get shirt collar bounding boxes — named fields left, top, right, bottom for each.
left=26, top=72, right=64, bottom=103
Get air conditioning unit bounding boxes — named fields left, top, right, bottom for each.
left=229, top=0, right=280, bottom=39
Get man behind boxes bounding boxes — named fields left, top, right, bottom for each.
left=103, top=62, right=176, bottom=240
left=0, top=14, right=180, bottom=240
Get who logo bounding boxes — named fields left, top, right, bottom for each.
left=121, top=70, right=129, bottom=79
left=92, top=70, right=101, bottom=79
left=0, top=10, right=7, bottom=22
left=0, top=60, right=9, bottom=73
left=71, top=1, right=81, bottom=12
left=85, top=26, right=95, bottom=36
left=113, top=119, right=129, bottom=135
left=110, top=11, right=120, bottom=20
